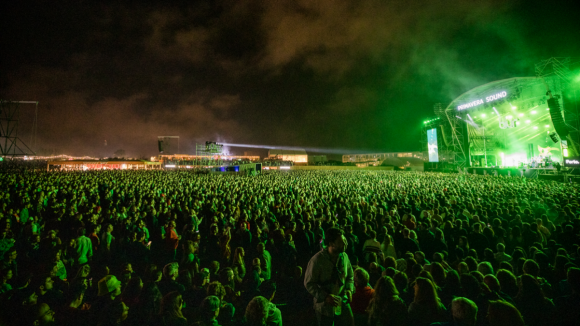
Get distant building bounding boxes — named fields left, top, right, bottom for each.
left=268, top=149, right=308, bottom=163
left=343, top=152, right=425, bottom=167
left=308, top=155, right=327, bottom=164
left=244, top=151, right=261, bottom=158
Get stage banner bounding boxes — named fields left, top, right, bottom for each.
left=427, top=128, right=439, bottom=162
left=564, top=157, right=580, bottom=168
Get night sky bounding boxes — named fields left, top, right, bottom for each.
left=1, top=0, right=579, bottom=158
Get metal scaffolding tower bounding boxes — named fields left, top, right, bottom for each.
left=535, top=57, right=580, bottom=156
left=0, top=100, right=38, bottom=157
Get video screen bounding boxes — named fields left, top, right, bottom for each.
left=427, top=128, right=439, bottom=162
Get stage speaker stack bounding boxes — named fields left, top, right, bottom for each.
left=547, top=96, right=570, bottom=138
left=549, top=132, right=559, bottom=143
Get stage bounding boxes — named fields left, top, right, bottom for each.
left=466, top=167, right=557, bottom=178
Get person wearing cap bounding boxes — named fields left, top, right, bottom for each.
left=91, top=275, right=122, bottom=317
left=195, top=295, right=221, bottom=326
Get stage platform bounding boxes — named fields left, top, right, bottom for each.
left=467, top=167, right=557, bottom=178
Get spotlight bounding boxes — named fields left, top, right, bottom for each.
left=531, top=110, right=537, bottom=114
left=545, top=125, right=550, bottom=128
left=481, top=114, right=486, bottom=117
left=533, top=126, right=538, bottom=129
left=506, top=115, right=513, bottom=119
left=518, top=113, right=524, bottom=117
left=525, top=120, right=531, bottom=123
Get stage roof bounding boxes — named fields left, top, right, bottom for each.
left=444, top=76, right=564, bottom=165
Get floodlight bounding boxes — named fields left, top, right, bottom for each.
left=533, top=126, right=538, bottom=129
left=481, top=114, right=486, bottom=117
left=531, top=110, right=537, bottom=114
left=545, top=125, right=550, bottom=128
left=525, top=120, right=531, bottom=123
left=518, top=113, right=524, bottom=117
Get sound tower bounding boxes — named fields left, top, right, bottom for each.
left=549, top=132, right=559, bottom=143
left=547, top=96, right=570, bottom=138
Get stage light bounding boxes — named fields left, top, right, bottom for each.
left=493, top=107, right=500, bottom=115
left=512, top=106, right=517, bottom=110
left=481, top=114, right=486, bottom=117
left=506, top=115, right=513, bottom=119
left=525, top=120, right=531, bottom=123
left=545, top=125, right=550, bottom=128
left=531, top=110, right=537, bottom=114
left=546, top=108, right=550, bottom=110
left=533, top=126, right=538, bottom=129
left=518, top=113, right=524, bottom=117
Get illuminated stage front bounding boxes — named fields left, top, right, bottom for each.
left=437, top=67, right=580, bottom=169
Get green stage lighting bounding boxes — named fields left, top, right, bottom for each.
left=533, top=126, right=538, bottom=129
left=531, top=110, right=537, bottom=114
left=518, top=113, right=524, bottom=117
left=481, top=114, right=486, bottom=117
left=545, top=125, right=550, bottom=128
left=525, top=120, right=531, bottom=123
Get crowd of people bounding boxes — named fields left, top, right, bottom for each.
left=0, top=167, right=579, bottom=326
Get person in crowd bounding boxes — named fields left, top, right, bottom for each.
left=515, top=274, right=555, bottom=326
left=494, top=243, right=512, bottom=263
left=243, top=296, right=270, bottom=326
left=408, top=277, right=447, bottom=326
left=255, top=242, right=272, bottom=281
left=30, top=302, right=56, bottom=325
left=158, top=262, right=185, bottom=296
left=195, top=295, right=221, bottom=326
left=367, top=275, right=407, bottom=326
left=151, top=291, right=188, bottom=326
left=98, top=300, right=130, bottom=326
left=351, top=267, right=374, bottom=324
left=92, top=275, right=122, bottom=315
left=431, top=297, right=478, bottom=326
left=206, top=281, right=235, bottom=326
left=75, top=227, right=93, bottom=266
left=487, top=300, right=525, bottom=326
left=304, top=227, right=354, bottom=326
left=380, top=233, right=396, bottom=259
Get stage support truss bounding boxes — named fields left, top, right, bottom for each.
left=0, top=100, right=38, bottom=157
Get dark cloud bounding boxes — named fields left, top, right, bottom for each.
left=1, top=0, right=578, bottom=156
